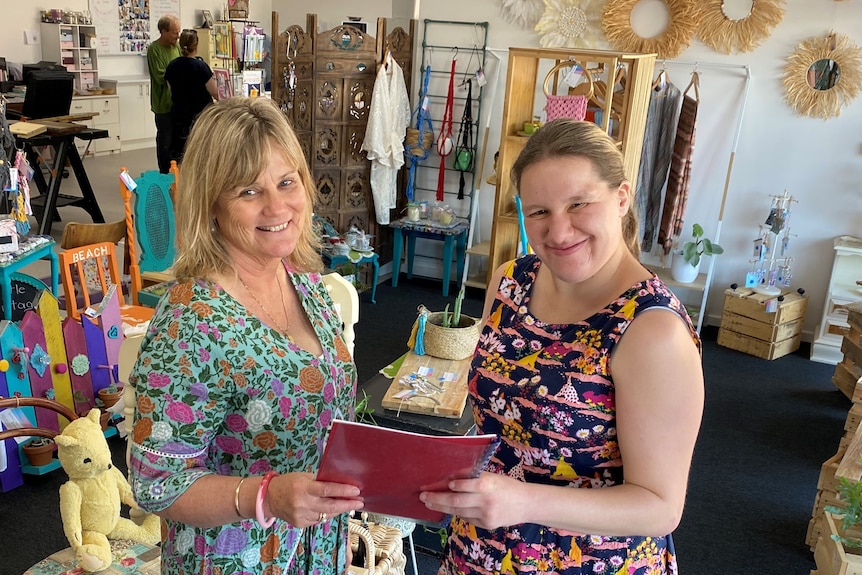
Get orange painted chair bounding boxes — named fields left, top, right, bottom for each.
left=58, top=241, right=153, bottom=329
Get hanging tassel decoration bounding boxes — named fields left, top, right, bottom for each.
left=414, top=308, right=428, bottom=356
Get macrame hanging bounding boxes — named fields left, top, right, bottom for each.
left=452, top=79, right=474, bottom=200
left=403, top=65, right=434, bottom=202
left=435, top=56, right=457, bottom=202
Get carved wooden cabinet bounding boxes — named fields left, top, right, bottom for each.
left=272, top=14, right=416, bottom=254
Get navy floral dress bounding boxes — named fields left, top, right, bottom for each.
left=440, top=255, right=699, bottom=575
left=129, top=268, right=356, bottom=575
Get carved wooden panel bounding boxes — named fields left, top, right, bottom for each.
left=295, top=60, right=314, bottom=80
left=316, top=79, right=341, bottom=120
left=318, top=58, right=376, bottom=76
left=339, top=211, right=372, bottom=237
left=314, top=125, right=341, bottom=167
left=345, top=77, right=373, bottom=123
left=343, top=170, right=371, bottom=211
left=294, top=82, right=313, bottom=131
left=297, top=134, right=312, bottom=168
left=315, top=171, right=341, bottom=211
left=344, top=125, right=368, bottom=167
left=319, top=25, right=375, bottom=55
left=316, top=211, right=339, bottom=232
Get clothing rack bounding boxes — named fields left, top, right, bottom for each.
left=648, top=59, right=752, bottom=332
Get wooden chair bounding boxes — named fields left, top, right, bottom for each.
left=120, top=165, right=178, bottom=306
left=58, top=241, right=153, bottom=328
left=60, top=219, right=131, bottom=276
left=322, top=272, right=359, bottom=357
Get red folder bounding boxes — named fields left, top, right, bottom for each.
left=316, top=420, right=499, bottom=526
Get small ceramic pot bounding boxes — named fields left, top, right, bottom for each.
left=23, top=438, right=55, bottom=466
left=98, top=388, right=123, bottom=409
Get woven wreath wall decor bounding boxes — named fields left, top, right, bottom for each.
left=783, top=33, right=862, bottom=120
left=602, top=0, right=701, bottom=60
left=697, top=0, right=786, bottom=54
left=536, top=0, right=604, bottom=48
left=499, top=0, right=545, bottom=29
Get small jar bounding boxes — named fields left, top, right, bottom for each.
left=418, top=201, right=429, bottom=219
left=406, top=203, right=420, bottom=222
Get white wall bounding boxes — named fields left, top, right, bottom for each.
left=4, top=0, right=861, bottom=338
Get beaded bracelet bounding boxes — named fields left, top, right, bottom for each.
left=234, top=477, right=247, bottom=518
left=255, top=470, right=279, bottom=527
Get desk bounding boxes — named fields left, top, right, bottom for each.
left=390, top=218, right=469, bottom=297
left=0, top=236, right=58, bottom=320
left=323, top=251, right=379, bottom=304
left=15, top=124, right=107, bottom=235
left=24, top=540, right=160, bottom=575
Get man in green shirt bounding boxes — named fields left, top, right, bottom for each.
left=147, top=15, right=181, bottom=173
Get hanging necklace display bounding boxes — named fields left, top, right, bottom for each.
left=452, top=79, right=474, bottom=200
left=750, top=190, right=797, bottom=295
left=435, top=53, right=457, bottom=202
left=281, top=32, right=298, bottom=113
left=404, top=64, right=433, bottom=202
left=0, top=95, right=14, bottom=192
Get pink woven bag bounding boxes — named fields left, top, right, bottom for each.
left=543, top=60, right=592, bottom=122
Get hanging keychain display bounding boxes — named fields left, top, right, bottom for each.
left=452, top=79, right=474, bottom=199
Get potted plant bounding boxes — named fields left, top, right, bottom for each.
left=22, top=437, right=55, bottom=466
left=820, top=478, right=862, bottom=572
left=411, top=287, right=481, bottom=360
left=671, top=223, right=724, bottom=283
left=97, top=381, right=123, bottom=409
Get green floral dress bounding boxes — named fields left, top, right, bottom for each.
left=441, top=255, right=700, bottom=575
left=129, top=268, right=356, bottom=575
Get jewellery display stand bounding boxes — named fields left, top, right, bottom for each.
left=750, top=190, right=796, bottom=296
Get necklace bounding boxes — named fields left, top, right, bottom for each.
left=239, top=271, right=291, bottom=337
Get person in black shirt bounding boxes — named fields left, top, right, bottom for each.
left=165, top=29, right=218, bottom=163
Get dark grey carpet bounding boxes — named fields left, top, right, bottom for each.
left=0, top=276, right=847, bottom=574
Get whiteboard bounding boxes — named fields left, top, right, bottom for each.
left=91, top=0, right=181, bottom=56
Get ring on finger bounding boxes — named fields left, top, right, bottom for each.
left=318, top=512, right=327, bottom=523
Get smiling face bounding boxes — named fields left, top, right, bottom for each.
left=212, top=143, right=307, bottom=268
left=519, top=155, right=630, bottom=285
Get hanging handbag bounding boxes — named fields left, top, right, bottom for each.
left=543, top=60, right=592, bottom=123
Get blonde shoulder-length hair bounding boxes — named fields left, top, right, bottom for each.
left=173, top=97, right=322, bottom=280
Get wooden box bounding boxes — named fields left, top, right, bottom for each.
left=717, top=288, right=808, bottom=360
left=814, top=513, right=862, bottom=575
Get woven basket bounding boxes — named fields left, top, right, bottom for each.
left=422, top=312, right=481, bottom=360
left=348, top=518, right=407, bottom=575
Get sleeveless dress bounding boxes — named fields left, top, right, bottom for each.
left=440, top=255, right=700, bottom=575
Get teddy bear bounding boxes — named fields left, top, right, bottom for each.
left=55, top=408, right=162, bottom=572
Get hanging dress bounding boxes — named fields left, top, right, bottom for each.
left=637, top=79, right=682, bottom=253
left=362, top=56, right=411, bottom=225
left=440, top=255, right=700, bottom=575
left=658, top=75, right=700, bottom=254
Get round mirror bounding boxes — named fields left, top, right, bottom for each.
left=807, top=59, right=841, bottom=90
left=783, top=33, right=862, bottom=119
left=721, top=0, right=753, bottom=21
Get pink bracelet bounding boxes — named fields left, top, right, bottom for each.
left=255, top=471, right=279, bottom=527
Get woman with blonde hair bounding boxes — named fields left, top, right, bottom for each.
left=129, top=97, right=363, bottom=575
left=423, top=119, right=704, bottom=574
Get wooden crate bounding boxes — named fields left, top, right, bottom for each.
left=814, top=513, right=862, bottom=575
left=820, top=450, right=848, bottom=493
left=717, top=288, right=807, bottom=360
left=716, top=328, right=802, bottom=360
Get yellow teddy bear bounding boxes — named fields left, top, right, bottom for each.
left=55, top=408, right=162, bottom=572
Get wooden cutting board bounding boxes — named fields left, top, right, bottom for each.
left=381, top=352, right=471, bottom=418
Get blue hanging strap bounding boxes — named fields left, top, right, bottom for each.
left=404, top=65, right=434, bottom=202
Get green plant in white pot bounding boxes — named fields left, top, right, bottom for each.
left=671, top=223, right=723, bottom=283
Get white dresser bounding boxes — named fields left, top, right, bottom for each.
left=100, top=76, right=155, bottom=151
left=811, top=236, right=862, bottom=364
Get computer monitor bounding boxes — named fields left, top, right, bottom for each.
left=21, top=69, right=73, bottom=120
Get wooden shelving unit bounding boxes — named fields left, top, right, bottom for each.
left=486, top=47, right=656, bottom=282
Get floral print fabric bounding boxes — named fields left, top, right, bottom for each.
left=441, top=255, right=699, bottom=575
left=129, top=268, right=356, bottom=575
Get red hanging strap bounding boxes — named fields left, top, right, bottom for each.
left=436, top=58, right=456, bottom=202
